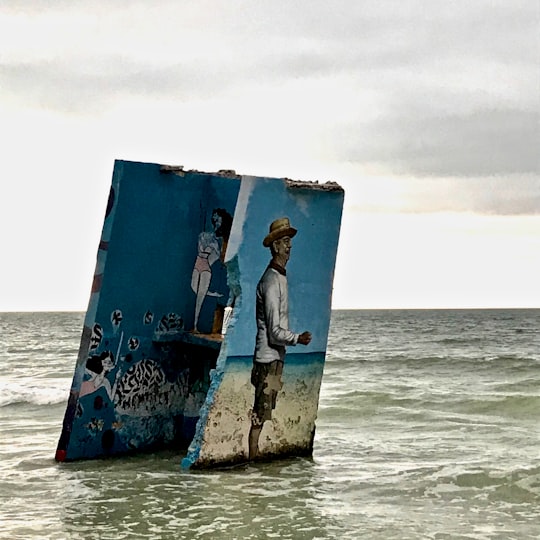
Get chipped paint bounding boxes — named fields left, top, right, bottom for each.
left=56, top=160, right=343, bottom=469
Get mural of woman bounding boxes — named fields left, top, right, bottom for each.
left=191, top=208, right=232, bottom=333
left=79, top=351, right=119, bottom=401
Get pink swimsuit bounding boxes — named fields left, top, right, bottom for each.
left=194, top=251, right=211, bottom=273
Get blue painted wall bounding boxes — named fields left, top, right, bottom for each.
left=95, top=161, right=238, bottom=335
left=56, top=161, right=239, bottom=461
left=56, top=161, right=344, bottom=468
left=183, top=175, right=344, bottom=467
left=225, top=176, right=344, bottom=358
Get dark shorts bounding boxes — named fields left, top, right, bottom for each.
left=251, top=360, right=284, bottom=426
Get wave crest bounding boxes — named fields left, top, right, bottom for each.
left=0, top=380, right=68, bottom=407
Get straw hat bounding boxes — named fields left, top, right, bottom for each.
left=263, top=217, right=297, bottom=247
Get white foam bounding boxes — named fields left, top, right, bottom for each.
left=0, top=378, right=68, bottom=407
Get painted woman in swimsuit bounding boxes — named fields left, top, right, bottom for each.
left=79, top=351, right=119, bottom=401
left=190, top=208, right=233, bottom=333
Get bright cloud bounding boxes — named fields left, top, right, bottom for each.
left=0, top=1, right=538, bottom=310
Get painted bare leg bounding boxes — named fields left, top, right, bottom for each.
left=248, top=425, right=262, bottom=460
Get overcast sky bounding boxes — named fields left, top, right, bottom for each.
left=1, top=1, right=539, bottom=310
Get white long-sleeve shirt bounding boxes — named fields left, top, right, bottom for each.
left=254, top=264, right=298, bottom=363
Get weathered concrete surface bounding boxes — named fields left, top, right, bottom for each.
left=56, top=161, right=344, bottom=469
left=183, top=175, right=344, bottom=468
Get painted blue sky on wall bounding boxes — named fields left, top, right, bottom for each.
left=225, top=176, right=343, bottom=358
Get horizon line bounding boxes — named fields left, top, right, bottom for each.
left=0, top=306, right=539, bottom=314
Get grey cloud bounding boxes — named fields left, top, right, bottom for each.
left=1, top=0, right=537, bottom=184
left=243, top=0, right=539, bottom=69
left=0, top=58, right=235, bottom=113
left=466, top=177, right=540, bottom=216
left=0, top=46, right=404, bottom=115
left=342, top=108, right=539, bottom=177
left=231, top=1, right=538, bottom=83
left=1, top=1, right=537, bottom=111
left=404, top=176, right=540, bottom=216
left=0, top=47, right=347, bottom=114
left=343, top=174, right=540, bottom=217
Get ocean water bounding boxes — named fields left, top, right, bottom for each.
left=0, top=309, right=539, bottom=539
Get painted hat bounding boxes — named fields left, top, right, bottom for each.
left=263, top=217, right=297, bottom=247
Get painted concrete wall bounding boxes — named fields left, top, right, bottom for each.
left=183, top=176, right=344, bottom=468
left=56, top=161, right=344, bottom=468
left=56, top=161, right=240, bottom=461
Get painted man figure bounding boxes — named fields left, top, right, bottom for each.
left=249, top=217, right=312, bottom=460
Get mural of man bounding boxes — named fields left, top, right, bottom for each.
left=249, top=217, right=312, bottom=460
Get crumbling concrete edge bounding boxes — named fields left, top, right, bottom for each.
left=180, top=253, right=242, bottom=470
left=284, top=178, right=343, bottom=192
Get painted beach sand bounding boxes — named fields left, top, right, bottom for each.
left=188, top=353, right=325, bottom=466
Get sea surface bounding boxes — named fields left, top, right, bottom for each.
left=0, top=309, right=539, bottom=539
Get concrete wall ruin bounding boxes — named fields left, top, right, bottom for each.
left=56, top=160, right=344, bottom=468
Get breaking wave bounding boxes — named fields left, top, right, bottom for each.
left=0, top=379, right=68, bottom=408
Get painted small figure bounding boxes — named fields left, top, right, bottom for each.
left=79, top=351, right=119, bottom=402
left=248, top=217, right=312, bottom=460
left=190, top=208, right=232, bottom=333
